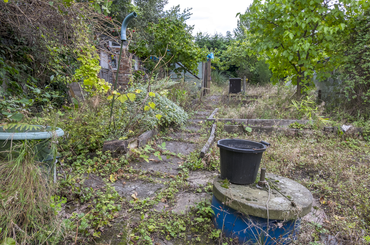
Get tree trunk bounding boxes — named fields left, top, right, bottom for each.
left=297, top=75, right=301, bottom=99
left=297, top=69, right=304, bottom=99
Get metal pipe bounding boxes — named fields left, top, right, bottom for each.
left=109, top=12, right=137, bottom=127
left=260, top=168, right=266, bottom=182
left=258, top=168, right=267, bottom=187
left=120, top=12, right=137, bottom=41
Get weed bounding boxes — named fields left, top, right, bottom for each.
left=0, top=141, right=62, bottom=244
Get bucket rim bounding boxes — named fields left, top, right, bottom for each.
left=217, top=138, right=267, bottom=153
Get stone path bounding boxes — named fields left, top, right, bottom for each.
left=88, top=97, right=220, bottom=244
left=80, top=94, right=330, bottom=245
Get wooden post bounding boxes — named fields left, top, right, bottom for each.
left=243, top=76, right=246, bottom=94
left=206, top=59, right=211, bottom=94
left=202, top=62, right=208, bottom=96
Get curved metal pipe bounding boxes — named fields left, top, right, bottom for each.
left=120, top=12, right=137, bottom=41
left=110, top=12, right=137, bottom=127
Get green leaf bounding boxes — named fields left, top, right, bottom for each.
left=117, top=94, right=128, bottom=103
left=245, top=126, right=252, bottom=133
left=149, top=102, right=155, bottom=109
left=10, top=113, right=24, bottom=122
left=1, top=237, right=16, bottom=245
left=127, top=93, right=136, bottom=102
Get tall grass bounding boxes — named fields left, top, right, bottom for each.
left=0, top=141, right=61, bottom=244
left=211, top=70, right=228, bottom=85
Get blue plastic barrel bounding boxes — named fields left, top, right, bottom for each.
left=211, top=196, right=300, bottom=244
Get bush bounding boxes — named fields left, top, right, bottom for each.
left=339, top=9, right=370, bottom=120
left=211, top=70, right=228, bottom=85
left=31, top=79, right=188, bottom=157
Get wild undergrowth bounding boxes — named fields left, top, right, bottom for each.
left=218, top=83, right=328, bottom=121
left=0, top=141, right=63, bottom=244
left=190, top=121, right=370, bottom=244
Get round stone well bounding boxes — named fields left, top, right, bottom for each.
left=212, top=173, right=313, bottom=244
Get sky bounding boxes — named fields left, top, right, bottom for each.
left=164, top=0, right=253, bottom=36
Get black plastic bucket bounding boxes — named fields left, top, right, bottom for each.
left=217, top=139, right=269, bottom=185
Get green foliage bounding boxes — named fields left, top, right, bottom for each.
left=339, top=9, right=370, bottom=119
left=216, top=40, right=272, bottom=83
left=242, top=0, right=365, bottom=95
left=0, top=141, right=62, bottom=244
left=290, top=96, right=318, bottom=120
left=211, top=70, right=228, bottom=85
left=166, top=81, right=200, bottom=111
left=289, top=122, right=308, bottom=129
left=220, top=178, right=230, bottom=189
left=194, top=32, right=233, bottom=52
left=74, top=51, right=111, bottom=94
left=61, top=183, right=121, bottom=240
left=130, top=17, right=207, bottom=75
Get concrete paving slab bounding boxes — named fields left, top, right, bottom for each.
left=184, top=125, right=202, bottom=132
left=164, top=141, right=197, bottom=155
left=112, top=180, right=164, bottom=200
left=187, top=171, right=218, bottom=187
left=129, top=154, right=181, bottom=175
left=171, top=192, right=211, bottom=214
left=194, top=110, right=212, bottom=119
left=168, top=132, right=200, bottom=142
left=83, top=174, right=105, bottom=189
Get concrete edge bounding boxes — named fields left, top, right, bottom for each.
left=221, top=124, right=363, bottom=137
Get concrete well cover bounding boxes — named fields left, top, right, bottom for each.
left=213, top=173, right=313, bottom=220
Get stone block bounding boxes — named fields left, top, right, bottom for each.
left=102, top=139, right=128, bottom=155
left=224, top=125, right=243, bottom=133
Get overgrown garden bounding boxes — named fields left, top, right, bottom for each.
left=0, top=0, right=370, bottom=244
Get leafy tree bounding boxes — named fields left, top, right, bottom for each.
left=217, top=40, right=271, bottom=83
left=340, top=9, right=370, bottom=118
left=234, top=7, right=252, bottom=40
left=242, top=0, right=357, bottom=96
left=194, top=32, right=232, bottom=51
left=194, top=32, right=236, bottom=77
left=130, top=16, right=206, bottom=74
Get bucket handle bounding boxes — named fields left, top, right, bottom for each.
left=260, top=141, right=270, bottom=147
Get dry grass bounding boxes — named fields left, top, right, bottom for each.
left=216, top=83, right=327, bottom=121
left=207, top=126, right=370, bottom=244
left=199, top=83, right=370, bottom=244
left=0, top=142, right=61, bottom=244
